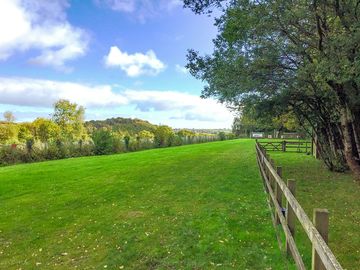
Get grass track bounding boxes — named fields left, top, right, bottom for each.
left=0, top=140, right=289, bottom=269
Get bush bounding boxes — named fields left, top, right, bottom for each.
left=26, top=138, right=35, bottom=152
left=79, top=143, right=95, bottom=157
left=0, top=125, right=230, bottom=167
left=226, top=133, right=236, bottom=140
left=91, top=129, right=113, bottom=155
left=124, top=135, right=131, bottom=151
left=0, top=145, right=44, bottom=165
left=0, top=146, right=23, bottom=165
left=112, top=136, right=126, bottom=153
left=0, top=140, right=94, bottom=166
left=171, top=135, right=183, bottom=146
left=43, top=144, right=63, bottom=160
left=218, top=132, right=226, bottom=141
left=154, top=126, right=174, bottom=147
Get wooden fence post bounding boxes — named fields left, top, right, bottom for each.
left=270, top=159, right=275, bottom=190
left=265, top=154, right=271, bottom=182
left=312, top=209, right=329, bottom=270
left=275, top=166, right=283, bottom=224
left=282, top=141, right=286, bottom=152
left=286, top=179, right=296, bottom=256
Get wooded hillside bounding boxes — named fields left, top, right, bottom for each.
left=85, top=117, right=157, bottom=135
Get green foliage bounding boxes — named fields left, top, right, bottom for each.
left=0, top=146, right=24, bottom=165
left=25, top=138, right=35, bottom=153
left=33, top=118, right=60, bottom=143
left=232, top=117, right=242, bottom=137
left=0, top=141, right=96, bottom=166
left=154, top=125, right=175, bottom=147
left=91, top=129, right=114, bottom=155
left=272, top=112, right=301, bottom=132
left=17, top=124, right=33, bottom=142
left=86, top=117, right=157, bottom=136
left=177, top=129, right=195, bottom=138
left=218, top=131, right=226, bottom=141
left=137, top=130, right=155, bottom=141
left=52, top=99, right=86, bottom=142
left=112, top=134, right=126, bottom=153
left=0, top=123, right=17, bottom=144
left=0, top=100, right=232, bottom=166
left=232, top=109, right=301, bottom=138
left=123, top=134, right=131, bottom=151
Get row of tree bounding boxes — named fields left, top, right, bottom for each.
left=0, top=100, right=87, bottom=146
left=184, top=0, right=360, bottom=179
left=232, top=110, right=301, bottom=137
left=0, top=100, right=233, bottom=165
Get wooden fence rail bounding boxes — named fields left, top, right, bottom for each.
left=255, top=142, right=343, bottom=270
left=258, top=140, right=312, bottom=153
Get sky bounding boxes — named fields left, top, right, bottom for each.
left=0, top=0, right=234, bottom=128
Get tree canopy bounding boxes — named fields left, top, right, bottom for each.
left=52, top=99, right=86, bottom=142
left=3, top=111, right=15, bottom=123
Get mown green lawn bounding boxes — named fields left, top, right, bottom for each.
left=269, top=150, right=360, bottom=269
left=0, top=140, right=290, bottom=269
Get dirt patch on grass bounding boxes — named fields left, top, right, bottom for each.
left=126, top=211, right=144, bottom=218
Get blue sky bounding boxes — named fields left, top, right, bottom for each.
left=0, top=0, right=234, bottom=128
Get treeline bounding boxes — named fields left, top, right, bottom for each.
left=232, top=110, right=302, bottom=138
left=185, top=1, right=360, bottom=179
left=0, top=99, right=233, bottom=166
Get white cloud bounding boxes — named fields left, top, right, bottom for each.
left=0, top=77, right=234, bottom=125
left=0, top=77, right=127, bottom=108
left=123, top=90, right=233, bottom=122
left=124, top=90, right=195, bottom=111
left=105, top=46, right=166, bottom=77
left=0, top=0, right=89, bottom=70
left=98, top=0, right=136, bottom=12
left=95, top=0, right=182, bottom=22
left=175, top=64, right=188, bottom=74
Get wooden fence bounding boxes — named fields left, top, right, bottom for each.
left=257, top=140, right=312, bottom=153
left=255, top=142, right=343, bottom=270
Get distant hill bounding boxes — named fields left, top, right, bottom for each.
left=174, top=128, right=232, bottom=134
left=85, top=117, right=232, bottom=136
left=85, top=117, right=157, bottom=135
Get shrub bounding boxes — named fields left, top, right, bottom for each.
left=154, top=126, right=174, bottom=147
left=43, top=143, right=63, bottom=160
left=218, top=132, right=226, bottom=141
left=124, top=135, right=131, bottom=151
left=91, top=129, right=113, bottom=155
left=79, top=143, right=95, bottom=157
left=128, top=140, right=139, bottom=151
left=112, top=136, right=126, bottom=153
left=26, top=138, right=35, bottom=152
left=171, top=135, right=183, bottom=146
left=0, top=146, right=23, bottom=165
left=226, top=133, right=236, bottom=140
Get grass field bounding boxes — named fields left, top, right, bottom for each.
left=0, top=140, right=291, bottom=269
left=269, top=150, right=360, bottom=269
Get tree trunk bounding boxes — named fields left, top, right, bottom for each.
left=340, top=106, right=360, bottom=181
left=349, top=108, right=360, bottom=159
left=351, top=121, right=360, bottom=158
